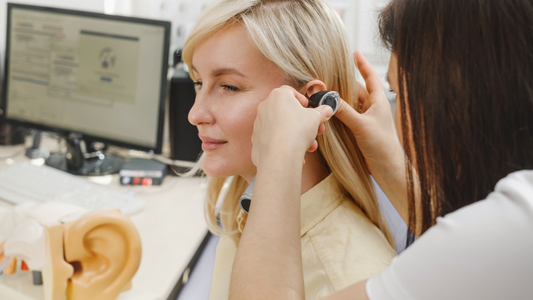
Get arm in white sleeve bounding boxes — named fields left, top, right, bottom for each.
left=367, top=170, right=533, bottom=300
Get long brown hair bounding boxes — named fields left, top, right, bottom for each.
left=379, top=0, right=533, bottom=237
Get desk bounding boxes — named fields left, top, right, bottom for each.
left=0, top=141, right=209, bottom=300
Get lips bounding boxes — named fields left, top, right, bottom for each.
left=199, top=135, right=227, bottom=151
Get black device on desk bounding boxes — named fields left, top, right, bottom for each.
left=120, top=158, right=168, bottom=186
left=168, top=55, right=202, bottom=167
left=1, top=3, right=170, bottom=175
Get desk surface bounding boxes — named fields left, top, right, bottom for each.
left=0, top=141, right=208, bottom=300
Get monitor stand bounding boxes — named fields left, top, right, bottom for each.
left=25, top=130, right=50, bottom=159
left=45, top=133, right=125, bottom=176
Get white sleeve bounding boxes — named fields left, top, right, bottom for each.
left=366, top=170, right=533, bottom=300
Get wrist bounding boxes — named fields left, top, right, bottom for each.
left=368, top=141, right=410, bottom=220
left=257, top=137, right=306, bottom=165
left=257, top=146, right=304, bottom=174
left=371, top=140, right=405, bottom=175
left=258, top=149, right=304, bottom=169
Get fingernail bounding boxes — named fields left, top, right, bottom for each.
left=320, top=105, right=333, bottom=120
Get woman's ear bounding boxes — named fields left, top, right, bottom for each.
left=299, top=79, right=327, bottom=98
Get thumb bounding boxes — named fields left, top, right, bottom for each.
left=315, top=105, right=333, bottom=123
left=334, top=100, right=361, bottom=132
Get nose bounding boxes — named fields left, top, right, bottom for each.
left=188, top=91, right=214, bottom=126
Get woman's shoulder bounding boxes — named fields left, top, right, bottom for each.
left=414, top=169, right=533, bottom=262
left=303, top=195, right=397, bottom=291
left=492, top=169, right=533, bottom=205
left=311, top=198, right=397, bottom=255
left=302, top=175, right=396, bottom=251
left=367, top=170, right=533, bottom=300
left=444, top=169, right=533, bottom=226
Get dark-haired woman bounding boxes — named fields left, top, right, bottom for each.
left=228, top=0, right=533, bottom=299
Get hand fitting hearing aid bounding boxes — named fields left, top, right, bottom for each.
left=239, top=91, right=340, bottom=214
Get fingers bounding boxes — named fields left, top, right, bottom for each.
left=334, top=100, right=361, bottom=131
left=354, top=51, right=385, bottom=98
left=306, top=106, right=331, bottom=153
left=356, top=81, right=371, bottom=113
left=316, top=105, right=333, bottom=122
left=307, top=123, right=326, bottom=153
left=307, top=140, right=318, bottom=152
left=279, top=85, right=309, bottom=107
left=357, top=81, right=370, bottom=104
left=317, top=124, right=325, bottom=136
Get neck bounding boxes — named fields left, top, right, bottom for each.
left=241, top=151, right=329, bottom=195
left=301, top=151, right=329, bottom=194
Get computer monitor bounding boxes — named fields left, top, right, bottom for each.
left=2, top=4, right=170, bottom=175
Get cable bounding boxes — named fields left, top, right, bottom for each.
left=167, top=152, right=205, bottom=177
left=106, top=145, right=205, bottom=177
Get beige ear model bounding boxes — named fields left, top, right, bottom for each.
left=63, top=210, right=142, bottom=300
left=43, top=223, right=74, bottom=300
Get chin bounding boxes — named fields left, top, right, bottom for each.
left=203, top=168, right=229, bottom=178
left=202, top=157, right=253, bottom=178
left=202, top=160, right=234, bottom=178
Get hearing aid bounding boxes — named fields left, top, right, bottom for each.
left=239, top=177, right=255, bottom=213
left=239, top=91, right=340, bottom=214
left=307, top=90, right=340, bottom=113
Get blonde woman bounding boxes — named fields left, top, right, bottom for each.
left=182, top=0, right=396, bottom=299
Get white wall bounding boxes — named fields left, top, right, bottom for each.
left=0, top=0, right=390, bottom=63
left=342, top=0, right=393, bottom=101
left=125, top=0, right=391, bottom=64
left=126, top=0, right=215, bottom=57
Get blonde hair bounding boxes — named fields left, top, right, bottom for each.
left=183, top=0, right=394, bottom=246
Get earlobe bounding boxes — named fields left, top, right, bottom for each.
left=300, top=79, right=327, bottom=99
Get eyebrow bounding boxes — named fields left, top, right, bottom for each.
left=191, top=65, right=246, bottom=78
left=212, top=68, right=245, bottom=78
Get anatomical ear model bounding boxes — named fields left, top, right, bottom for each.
left=43, top=210, right=142, bottom=300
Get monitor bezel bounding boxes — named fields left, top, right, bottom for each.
left=2, top=3, right=171, bottom=154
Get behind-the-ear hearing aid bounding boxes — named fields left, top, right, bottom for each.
left=239, top=91, right=340, bottom=214
left=307, top=90, right=340, bottom=115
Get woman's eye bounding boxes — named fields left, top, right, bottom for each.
left=193, top=81, right=202, bottom=92
left=388, top=88, right=396, bottom=94
left=222, top=84, right=238, bottom=92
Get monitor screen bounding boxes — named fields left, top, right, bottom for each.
left=3, top=4, right=170, bottom=153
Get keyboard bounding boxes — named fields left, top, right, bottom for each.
left=0, top=162, right=146, bottom=215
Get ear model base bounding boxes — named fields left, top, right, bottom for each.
left=62, top=210, right=142, bottom=300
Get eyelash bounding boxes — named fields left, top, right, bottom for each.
left=193, top=81, right=202, bottom=91
left=222, top=84, right=238, bottom=92
left=388, top=88, right=395, bottom=94
left=192, top=82, right=238, bottom=93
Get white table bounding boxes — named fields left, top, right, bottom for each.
left=0, top=142, right=208, bottom=300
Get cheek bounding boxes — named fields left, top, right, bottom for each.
left=223, top=101, right=258, bottom=144
left=203, top=99, right=260, bottom=177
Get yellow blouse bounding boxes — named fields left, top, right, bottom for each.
left=209, top=175, right=397, bottom=300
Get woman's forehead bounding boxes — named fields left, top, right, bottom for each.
left=191, top=25, right=284, bottom=81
